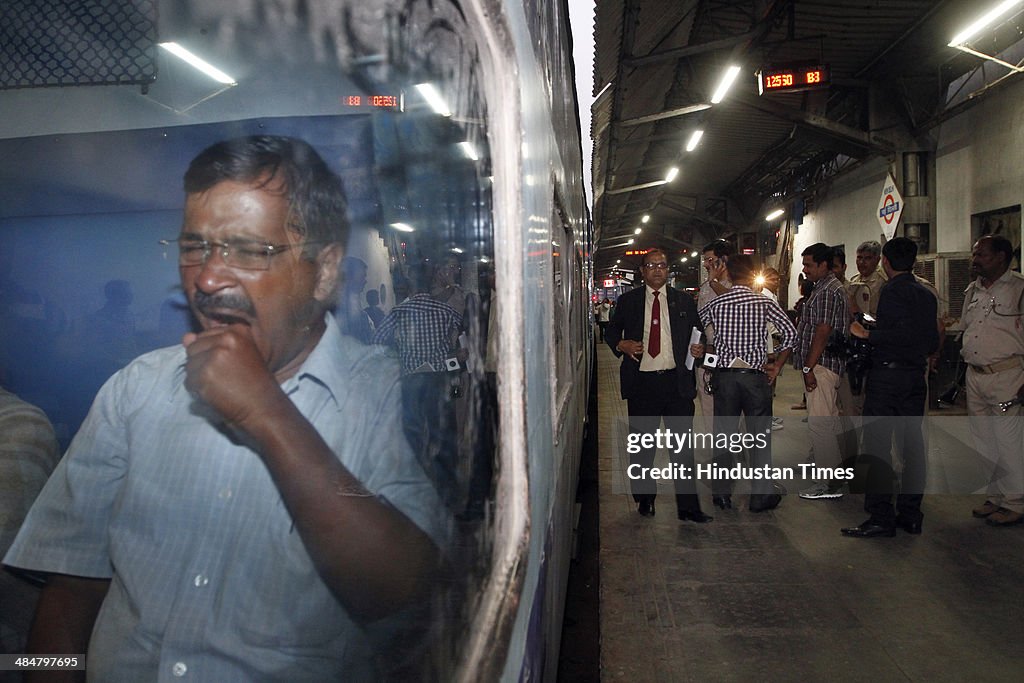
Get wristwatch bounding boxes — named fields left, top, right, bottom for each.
left=802, top=366, right=812, bottom=374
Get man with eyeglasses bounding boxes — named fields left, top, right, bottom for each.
left=605, top=248, right=712, bottom=523
left=5, top=136, right=445, bottom=680
left=961, top=234, right=1024, bottom=527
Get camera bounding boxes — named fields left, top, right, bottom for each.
left=826, top=313, right=874, bottom=395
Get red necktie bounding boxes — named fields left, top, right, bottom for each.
left=649, top=291, right=661, bottom=357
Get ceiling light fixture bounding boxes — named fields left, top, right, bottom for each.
left=664, top=167, right=680, bottom=183
left=685, top=130, right=704, bottom=152
left=765, top=209, right=785, bottom=221
left=158, top=42, right=236, bottom=84
left=710, top=65, right=742, bottom=103
left=459, top=141, right=480, bottom=161
left=949, top=0, right=1024, bottom=46
left=634, top=227, right=642, bottom=235
left=390, top=222, right=416, bottom=232
left=947, top=1, right=1024, bottom=73
left=414, top=82, right=453, bottom=116
left=642, top=214, right=650, bottom=223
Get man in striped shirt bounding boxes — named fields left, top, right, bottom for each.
left=696, top=255, right=797, bottom=512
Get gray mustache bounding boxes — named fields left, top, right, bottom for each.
left=193, top=290, right=256, bottom=318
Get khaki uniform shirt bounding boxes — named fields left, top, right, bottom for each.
left=847, top=267, right=887, bottom=317
left=960, top=269, right=1024, bottom=366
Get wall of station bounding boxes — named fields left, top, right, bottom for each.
left=787, top=78, right=1024, bottom=307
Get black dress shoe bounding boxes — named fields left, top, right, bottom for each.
left=840, top=520, right=896, bottom=538
left=712, top=495, right=732, bottom=510
left=895, top=515, right=923, bottom=534
left=677, top=509, right=713, bottom=523
left=638, top=500, right=655, bottom=517
left=749, top=493, right=782, bottom=513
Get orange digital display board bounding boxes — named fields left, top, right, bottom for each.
left=758, top=65, right=830, bottom=95
left=341, top=93, right=404, bottom=110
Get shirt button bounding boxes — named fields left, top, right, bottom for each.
left=172, top=662, right=187, bottom=677
left=193, top=574, right=209, bottom=588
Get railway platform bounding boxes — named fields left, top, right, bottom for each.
left=590, top=342, right=1024, bottom=682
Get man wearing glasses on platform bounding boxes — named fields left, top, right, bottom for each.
left=606, top=248, right=711, bottom=523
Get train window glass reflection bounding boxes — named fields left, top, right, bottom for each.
left=0, top=1, right=497, bottom=679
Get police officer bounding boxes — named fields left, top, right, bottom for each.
left=841, top=237, right=938, bottom=538
left=961, top=234, right=1024, bottom=527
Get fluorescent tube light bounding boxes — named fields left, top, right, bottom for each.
left=765, top=209, right=784, bottom=221
left=459, top=141, right=479, bottom=161
left=641, top=214, right=650, bottom=223
left=634, top=228, right=642, bottom=235
left=685, top=130, right=704, bottom=152
left=949, top=0, right=1024, bottom=46
left=665, top=167, right=680, bottom=183
left=390, top=223, right=415, bottom=232
left=415, top=83, right=452, bottom=116
left=158, top=42, right=236, bottom=84
left=710, top=65, right=742, bottom=104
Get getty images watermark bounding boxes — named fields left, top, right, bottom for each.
left=623, top=427, right=853, bottom=483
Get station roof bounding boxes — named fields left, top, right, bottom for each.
left=590, top=0, right=1024, bottom=280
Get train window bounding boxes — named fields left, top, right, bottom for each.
left=1, top=1, right=500, bottom=679
left=551, top=193, right=574, bottom=429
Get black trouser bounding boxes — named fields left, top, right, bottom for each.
left=860, top=366, right=927, bottom=526
left=401, top=372, right=459, bottom=509
left=712, top=370, right=774, bottom=496
left=626, top=370, right=701, bottom=512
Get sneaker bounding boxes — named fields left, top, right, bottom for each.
left=771, top=417, right=784, bottom=431
left=799, top=482, right=843, bottom=499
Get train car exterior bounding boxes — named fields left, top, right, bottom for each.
left=0, top=0, right=589, bottom=680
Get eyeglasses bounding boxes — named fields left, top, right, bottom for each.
left=643, top=262, right=669, bottom=270
left=160, top=237, right=309, bottom=271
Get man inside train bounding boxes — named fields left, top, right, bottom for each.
left=606, top=247, right=712, bottom=523
left=4, top=135, right=445, bottom=680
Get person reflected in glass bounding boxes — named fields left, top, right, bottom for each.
left=373, top=260, right=465, bottom=511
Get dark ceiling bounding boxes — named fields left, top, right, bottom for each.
left=590, top=0, right=1024, bottom=282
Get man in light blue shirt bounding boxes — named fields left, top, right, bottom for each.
left=5, top=136, right=445, bottom=681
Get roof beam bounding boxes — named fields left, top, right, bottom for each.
left=733, top=91, right=893, bottom=155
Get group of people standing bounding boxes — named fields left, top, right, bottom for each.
left=607, top=231, right=1024, bottom=536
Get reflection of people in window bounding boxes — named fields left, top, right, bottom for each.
left=335, top=256, right=374, bottom=343
left=78, top=279, right=138, bottom=367
left=364, top=288, right=386, bottom=328
left=373, top=261, right=463, bottom=509
left=430, top=254, right=467, bottom=317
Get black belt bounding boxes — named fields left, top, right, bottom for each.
left=715, top=367, right=764, bottom=375
left=876, top=360, right=926, bottom=371
left=641, top=368, right=676, bottom=375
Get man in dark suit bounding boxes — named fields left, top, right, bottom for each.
left=605, top=248, right=711, bottom=522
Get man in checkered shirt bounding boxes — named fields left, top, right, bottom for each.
left=373, top=261, right=464, bottom=508
left=793, top=242, right=851, bottom=499
left=697, top=255, right=796, bottom=512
